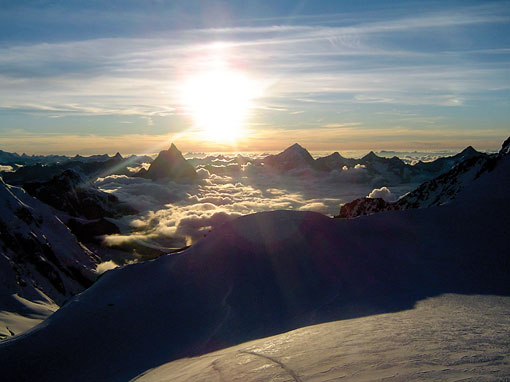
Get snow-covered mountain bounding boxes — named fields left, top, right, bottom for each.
left=0, top=142, right=508, bottom=381
left=0, top=177, right=98, bottom=339
left=135, top=144, right=197, bottom=181
left=23, top=169, right=137, bottom=220
left=337, top=137, right=509, bottom=218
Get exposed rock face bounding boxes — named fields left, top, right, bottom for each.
left=0, top=177, right=98, bottom=309
left=337, top=136, right=509, bottom=218
left=136, top=144, right=197, bottom=181
left=337, top=197, right=397, bottom=218
left=66, top=218, right=120, bottom=244
left=23, top=169, right=137, bottom=220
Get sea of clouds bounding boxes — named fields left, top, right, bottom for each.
left=95, top=151, right=431, bottom=252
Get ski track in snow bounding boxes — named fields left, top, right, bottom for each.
left=133, top=294, right=510, bottom=382
left=239, top=350, right=303, bottom=382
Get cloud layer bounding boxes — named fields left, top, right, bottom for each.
left=96, top=153, right=419, bottom=251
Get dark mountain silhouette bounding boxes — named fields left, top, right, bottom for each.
left=314, top=151, right=357, bottom=171
left=23, top=169, right=137, bottom=220
left=256, top=143, right=316, bottom=172
left=2, top=152, right=153, bottom=185
left=135, top=143, right=197, bottom=181
left=253, top=143, right=487, bottom=185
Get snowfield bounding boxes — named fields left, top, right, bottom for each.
left=133, top=294, right=510, bottom=382
left=0, top=146, right=508, bottom=381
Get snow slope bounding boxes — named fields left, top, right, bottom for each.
left=23, top=169, right=137, bottom=219
left=0, top=178, right=98, bottom=338
left=133, top=294, right=510, bottom=382
left=0, top=150, right=508, bottom=381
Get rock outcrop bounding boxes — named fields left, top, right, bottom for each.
left=336, top=137, right=509, bottom=218
left=23, top=169, right=137, bottom=220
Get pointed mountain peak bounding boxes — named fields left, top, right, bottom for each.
left=259, top=143, right=315, bottom=171
left=461, top=146, right=478, bottom=155
left=330, top=151, right=345, bottom=159
left=113, top=152, right=123, bottom=160
left=284, top=143, right=306, bottom=152
left=138, top=143, right=196, bottom=181
left=281, top=143, right=313, bottom=158
left=362, top=151, right=379, bottom=161
left=162, top=144, right=186, bottom=160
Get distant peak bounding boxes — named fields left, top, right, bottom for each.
left=331, top=151, right=345, bottom=159
left=461, top=146, right=477, bottom=154
left=113, top=152, right=123, bottom=159
left=155, top=143, right=187, bottom=161
left=362, top=151, right=379, bottom=161
left=168, top=143, right=181, bottom=153
left=286, top=143, right=305, bottom=151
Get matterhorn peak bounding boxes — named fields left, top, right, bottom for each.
left=136, top=143, right=196, bottom=181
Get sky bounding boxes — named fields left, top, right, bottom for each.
left=0, top=0, right=509, bottom=154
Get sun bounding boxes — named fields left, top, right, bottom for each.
left=180, top=61, right=260, bottom=143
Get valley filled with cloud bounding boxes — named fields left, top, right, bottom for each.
left=95, top=149, right=425, bottom=254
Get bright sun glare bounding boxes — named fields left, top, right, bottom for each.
left=181, top=60, right=260, bottom=143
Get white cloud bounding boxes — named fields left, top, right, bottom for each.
left=298, top=202, right=329, bottom=214
left=96, top=260, right=119, bottom=274
left=368, top=186, right=397, bottom=202
left=0, top=165, right=14, bottom=172
left=96, top=153, right=424, bottom=252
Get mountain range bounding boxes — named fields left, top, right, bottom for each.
left=0, top=178, right=99, bottom=339
left=337, top=137, right=509, bottom=218
left=0, top=137, right=508, bottom=381
left=1, top=152, right=153, bottom=185
left=1, top=143, right=486, bottom=188
left=257, top=143, right=487, bottom=186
